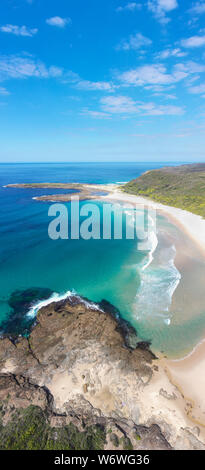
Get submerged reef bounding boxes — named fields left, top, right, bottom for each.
left=1, top=288, right=53, bottom=336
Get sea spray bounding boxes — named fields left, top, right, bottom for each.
left=26, top=289, right=103, bottom=319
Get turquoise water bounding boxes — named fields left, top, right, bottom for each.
left=1, top=162, right=205, bottom=357
left=0, top=162, right=149, bottom=327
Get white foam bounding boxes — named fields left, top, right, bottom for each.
left=166, top=246, right=181, bottom=300
left=26, top=290, right=102, bottom=319
left=134, top=241, right=181, bottom=326
left=26, top=290, right=73, bottom=318
left=142, top=230, right=158, bottom=271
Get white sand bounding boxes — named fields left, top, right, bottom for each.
left=47, top=341, right=205, bottom=449
left=96, top=185, right=205, bottom=433
left=165, top=340, right=205, bottom=427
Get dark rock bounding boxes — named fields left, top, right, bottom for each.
left=0, top=295, right=173, bottom=450
left=1, top=287, right=53, bottom=337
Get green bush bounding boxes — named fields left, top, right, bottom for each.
left=0, top=405, right=106, bottom=451
left=123, top=165, right=205, bottom=218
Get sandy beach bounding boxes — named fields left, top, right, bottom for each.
left=96, top=184, right=205, bottom=433
left=165, top=341, right=205, bottom=428
left=94, top=183, right=205, bottom=257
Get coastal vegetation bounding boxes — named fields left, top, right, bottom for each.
left=123, top=163, right=205, bottom=218
left=0, top=406, right=106, bottom=450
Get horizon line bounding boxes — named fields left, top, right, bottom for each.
left=0, top=160, right=199, bottom=165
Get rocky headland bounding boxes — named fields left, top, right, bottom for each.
left=0, top=294, right=205, bottom=450
left=4, top=183, right=109, bottom=202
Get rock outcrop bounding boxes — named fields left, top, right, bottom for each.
left=0, top=295, right=203, bottom=450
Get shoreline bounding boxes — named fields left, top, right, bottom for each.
left=4, top=180, right=205, bottom=436
left=164, top=340, right=205, bottom=428
left=99, top=185, right=205, bottom=430
left=97, top=184, right=205, bottom=257
left=5, top=181, right=205, bottom=256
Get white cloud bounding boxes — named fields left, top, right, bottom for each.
left=156, top=48, right=187, bottom=59
left=118, top=62, right=205, bottom=92
left=174, top=61, right=205, bottom=74
left=62, top=72, right=116, bottom=92
left=116, top=33, right=152, bottom=51
left=139, top=102, right=184, bottom=115
left=62, top=71, right=80, bottom=84
left=188, top=83, right=205, bottom=94
left=155, top=0, right=178, bottom=11
left=46, top=17, right=71, bottom=28
left=0, top=59, right=115, bottom=95
left=0, top=24, right=38, bottom=37
left=185, top=75, right=200, bottom=86
left=99, top=95, right=184, bottom=115
left=118, top=64, right=187, bottom=88
left=101, top=96, right=138, bottom=114
left=116, top=2, right=142, bottom=12
left=154, top=93, right=177, bottom=99
left=181, top=35, right=205, bottom=48
left=0, top=55, right=63, bottom=81
left=0, top=86, right=10, bottom=95
left=144, top=84, right=173, bottom=92
left=81, top=109, right=111, bottom=119
left=188, top=2, right=205, bottom=15
left=75, top=80, right=115, bottom=91
left=49, top=66, right=63, bottom=77
left=148, top=0, right=178, bottom=24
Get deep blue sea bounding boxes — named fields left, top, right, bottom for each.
left=1, top=161, right=205, bottom=357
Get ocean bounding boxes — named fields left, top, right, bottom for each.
left=1, top=162, right=205, bottom=358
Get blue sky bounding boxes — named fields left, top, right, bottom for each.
left=0, top=0, right=205, bottom=162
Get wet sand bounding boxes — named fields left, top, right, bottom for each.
left=99, top=184, right=205, bottom=335
left=165, top=341, right=205, bottom=427
left=99, top=184, right=205, bottom=431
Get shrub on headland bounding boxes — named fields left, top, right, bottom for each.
left=0, top=405, right=106, bottom=450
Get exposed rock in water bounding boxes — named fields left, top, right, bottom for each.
left=99, top=299, right=153, bottom=352
left=0, top=295, right=203, bottom=450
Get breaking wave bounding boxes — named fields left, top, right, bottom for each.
left=135, top=242, right=181, bottom=326
left=120, top=205, right=181, bottom=327
left=26, top=289, right=102, bottom=319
